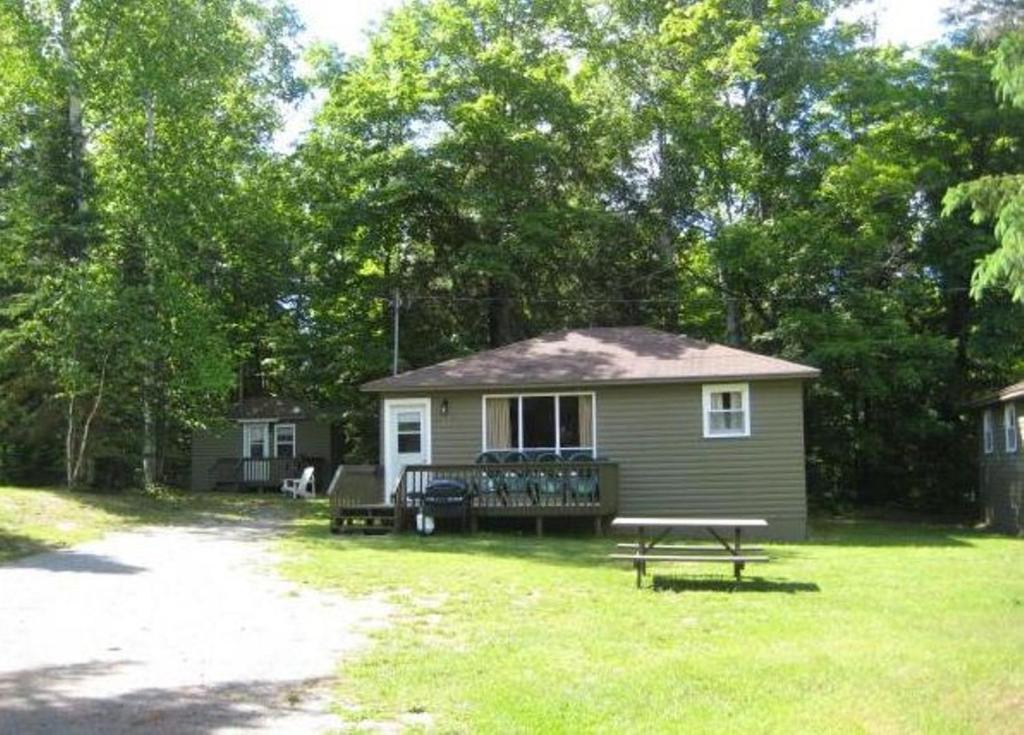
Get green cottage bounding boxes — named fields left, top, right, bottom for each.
left=190, top=397, right=337, bottom=492
left=973, top=381, right=1024, bottom=534
left=347, top=327, right=819, bottom=539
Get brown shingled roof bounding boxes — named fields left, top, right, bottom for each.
left=362, top=327, right=819, bottom=392
left=969, top=380, right=1024, bottom=408
left=227, top=396, right=315, bottom=420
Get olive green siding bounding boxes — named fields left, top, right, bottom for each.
left=596, top=381, right=807, bottom=539
left=296, top=420, right=333, bottom=466
left=978, top=398, right=1023, bottom=534
left=190, top=419, right=334, bottom=491
left=191, top=426, right=238, bottom=491
left=379, top=379, right=809, bottom=539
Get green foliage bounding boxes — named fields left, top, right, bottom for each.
left=944, top=28, right=1024, bottom=300
left=1, top=0, right=1022, bottom=511
left=0, top=0, right=302, bottom=483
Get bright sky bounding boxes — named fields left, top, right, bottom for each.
left=288, top=0, right=949, bottom=54
left=278, top=0, right=950, bottom=147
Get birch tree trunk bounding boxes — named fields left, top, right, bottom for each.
left=141, top=89, right=158, bottom=487
left=65, top=395, right=76, bottom=488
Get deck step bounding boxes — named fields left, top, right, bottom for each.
left=330, top=505, right=397, bottom=535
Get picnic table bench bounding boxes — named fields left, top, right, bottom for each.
left=609, top=517, right=770, bottom=588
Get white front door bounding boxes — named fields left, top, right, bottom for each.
left=384, top=399, right=431, bottom=503
left=242, top=422, right=270, bottom=483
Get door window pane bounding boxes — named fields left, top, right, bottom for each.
left=522, top=396, right=555, bottom=449
left=397, top=414, right=420, bottom=433
left=396, top=411, right=422, bottom=454
left=398, top=434, right=421, bottom=453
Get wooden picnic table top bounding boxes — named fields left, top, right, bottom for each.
left=611, top=516, right=768, bottom=529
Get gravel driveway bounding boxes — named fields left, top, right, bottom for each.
left=0, top=513, right=388, bottom=734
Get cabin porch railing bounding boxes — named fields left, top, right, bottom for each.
left=328, top=465, right=387, bottom=511
left=211, top=456, right=326, bottom=491
left=395, top=461, right=619, bottom=528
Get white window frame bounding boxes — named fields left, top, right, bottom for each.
left=1004, top=403, right=1018, bottom=453
left=702, top=383, right=751, bottom=439
left=274, top=422, right=297, bottom=459
left=481, top=392, right=597, bottom=457
left=983, top=409, right=994, bottom=454
left=241, top=421, right=270, bottom=459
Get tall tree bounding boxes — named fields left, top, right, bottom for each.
left=0, top=0, right=302, bottom=485
left=944, top=3, right=1024, bottom=300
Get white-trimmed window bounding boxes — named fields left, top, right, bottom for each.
left=702, top=383, right=750, bottom=438
left=1005, top=404, right=1018, bottom=453
left=396, top=411, right=423, bottom=453
left=482, top=393, right=595, bottom=456
left=274, top=423, right=296, bottom=458
left=983, top=409, right=994, bottom=454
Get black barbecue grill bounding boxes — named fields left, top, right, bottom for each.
left=414, top=479, right=471, bottom=534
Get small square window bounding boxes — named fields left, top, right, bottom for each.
left=703, top=383, right=750, bottom=438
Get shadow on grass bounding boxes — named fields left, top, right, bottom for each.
left=651, top=574, right=821, bottom=594
left=8, top=486, right=324, bottom=530
left=294, top=511, right=1003, bottom=572
left=805, top=519, right=991, bottom=548
left=299, top=521, right=613, bottom=570
left=0, top=532, right=60, bottom=563
left=0, top=660, right=334, bottom=734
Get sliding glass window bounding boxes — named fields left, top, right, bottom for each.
left=483, top=393, right=595, bottom=455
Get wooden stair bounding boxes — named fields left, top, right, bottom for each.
left=330, top=504, right=396, bottom=535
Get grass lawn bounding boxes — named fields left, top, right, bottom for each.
left=0, top=484, right=315, bottom=563
left=280, top=514, right=1024, bottom=734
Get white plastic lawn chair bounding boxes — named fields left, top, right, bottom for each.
left=281, top=466, right=316, bottom=499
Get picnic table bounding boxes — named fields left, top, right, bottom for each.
left=609, top=517, right=770, bottom=588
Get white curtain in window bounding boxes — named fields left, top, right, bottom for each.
left=578, top=395, right=593, bottom=447
left=486, top=398, right=512, bottom=449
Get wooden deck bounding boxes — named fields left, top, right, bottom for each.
left=328, top=461, right=619, bottom=535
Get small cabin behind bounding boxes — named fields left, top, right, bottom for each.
left=191, top=397, right=337, bottom=492
left=974, top=381, right=1023, bottom=534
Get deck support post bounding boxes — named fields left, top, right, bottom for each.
left=734, top=527, right=744, bottom=581
left=594, top=516, right=604, bottom=536
left=535, top=517, right=543, bottom=537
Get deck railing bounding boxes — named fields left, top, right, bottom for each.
left=211, top=457, right=326, bottom=491
left=396, top=461, right=619, bottom=520
left=328, top=465, right=386, bottom=513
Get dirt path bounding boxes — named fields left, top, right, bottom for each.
left=0, top=513, right=388, bottom=734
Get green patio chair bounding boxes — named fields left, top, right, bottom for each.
left=474, top=451, right=505, bottom=501
left=501, top=451, right=534, bottom=504
left=565, top=452, right=599, bottom=501
left=534, top=452, right=565, bottom=500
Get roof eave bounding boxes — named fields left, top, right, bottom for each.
left=361, top=370, right=820, bottom=393
left=966, top=388, right=1024, bottom=409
